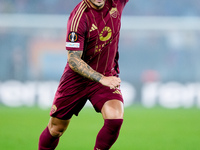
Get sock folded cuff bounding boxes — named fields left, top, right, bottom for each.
left=94, top=119, right=123, bottom=150
left=44, top=126, right=59, bottom=140
left=39, top=126, right=60, bottom=150
left=104, top=119, right=123, bottom=130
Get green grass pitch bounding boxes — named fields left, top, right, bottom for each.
left=0, top=105, right=200, bottom=150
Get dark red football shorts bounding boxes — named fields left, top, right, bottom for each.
left=50, top=74, right=123, bottom=120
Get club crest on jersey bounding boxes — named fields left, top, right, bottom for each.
left=68, top=32, right=78, bottom=42
left=51, top=105, right=57, bottom=114
left=110, top=7, right=118, bottom=18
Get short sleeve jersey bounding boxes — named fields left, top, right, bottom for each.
left=65, top=0, right=128, bottom=76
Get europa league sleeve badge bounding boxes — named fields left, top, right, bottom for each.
left=68, top=32, right=78, bottom=42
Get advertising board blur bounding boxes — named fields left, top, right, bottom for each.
left=0, top=80, right=200, bottom=109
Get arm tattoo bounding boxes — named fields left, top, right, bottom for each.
left=68, top=50, right=103, bottom=82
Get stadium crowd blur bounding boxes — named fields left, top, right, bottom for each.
left=0, top=0, right=200, bottom=83
left=0, top=0, right=200, bottom=16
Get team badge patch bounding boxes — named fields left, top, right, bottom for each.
left=110, top=7, right=118, bottom=18
left=51, top=105, right=57, bottom=114
left=68, top=32, right=78, bottom=42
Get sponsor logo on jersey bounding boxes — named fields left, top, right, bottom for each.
left=66, top=42, right=80, bottom=48
left=51, top=105, right=57, bottom=114
left=90, top=24, right=98, bottom=32
left=110, top=7, right=118, bottom=18
left=99, top=26, right=112, bottom=42
left=68, top=32, right=78, bottom=42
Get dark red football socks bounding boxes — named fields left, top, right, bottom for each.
left=38, top=127, right=59, bottom=150
left=94, top=119, right=123, bottom=150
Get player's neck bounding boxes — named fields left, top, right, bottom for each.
left=88, top=0, right=106, bottom=10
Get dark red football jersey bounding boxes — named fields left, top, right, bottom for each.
left=65, top=0, right=128, bottom=77
left=51, top=0, right=129, bottom=118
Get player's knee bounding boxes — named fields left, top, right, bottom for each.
left=49, top=125, right=65, bottom=138
left=112, top=110, right=124, bottom=119
left=103, top=109, right=124, bottom=119
left=101, top=100, right=124, bottom=119
left=50, top=129, right=63, bottom=138
left=110, top=113, right=123, bottom=120
left=48, top=117, right=70, bottom=138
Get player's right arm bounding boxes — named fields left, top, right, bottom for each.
left=67, top=50, right=121, bottom=89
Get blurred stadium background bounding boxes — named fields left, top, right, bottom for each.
left=0, top=0, right=200, bottom=149
left=0, top=0, right=200, bottom=108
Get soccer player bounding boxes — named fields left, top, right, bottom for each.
left=38, top=0, right=129, bottom=149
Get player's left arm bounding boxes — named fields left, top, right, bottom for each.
left=68, top=50, right=103, bottom=82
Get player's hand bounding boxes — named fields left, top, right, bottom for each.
left=99, top=76, right=121, bottom=89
